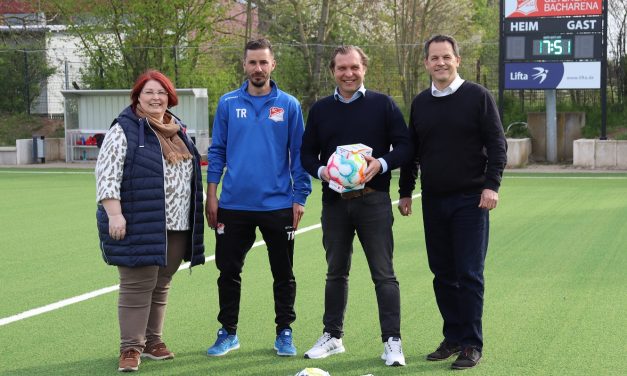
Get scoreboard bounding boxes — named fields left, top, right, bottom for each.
left=504, top=16, right=602, bottom=61
left=501, top=0, right=605, bottom=90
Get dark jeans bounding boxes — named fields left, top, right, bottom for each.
left=321, top=191, right=401, bottom=342
left=421, top=192, right=489, bottom=350
left=215, top=208, right=296, bottom=335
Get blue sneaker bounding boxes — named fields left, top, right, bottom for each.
left=274, top=328, right=297, bottom=356
left=207, top=328, right=240, bottom=356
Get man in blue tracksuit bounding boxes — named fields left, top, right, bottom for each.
left=205, top=38, right=312, bottom=358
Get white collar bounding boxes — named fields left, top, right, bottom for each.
left=334, top=84, right=366, bottom=103
left=431, top=75, right=465, bottom=97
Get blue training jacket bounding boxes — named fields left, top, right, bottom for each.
left=207, top=80, right=311, bottom=211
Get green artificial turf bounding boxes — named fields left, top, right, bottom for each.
left=1, top=169, right=626, bottom=375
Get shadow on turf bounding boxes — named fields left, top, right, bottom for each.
left=2, top=349, right=458, bottom=375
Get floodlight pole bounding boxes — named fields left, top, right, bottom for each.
left=498, top=0, right=505, bottom=122
left=600, top=0, right=608, bottom=140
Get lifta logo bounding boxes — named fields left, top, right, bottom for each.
left=510, top=71, right=528, bottom=80
left=515, top=0, right=537, bottom=15
left=531, top=67, right=549, bottom=84
left=509, top=66, right=552, bottom=85
left=269, top=106, right=285, bottom=122
left=504, top=62, right=602, bottom=89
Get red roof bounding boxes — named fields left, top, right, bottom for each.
left=0, top=1, right=36, bottom=14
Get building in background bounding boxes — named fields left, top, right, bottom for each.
left=1, top=1, right=85, bottom=117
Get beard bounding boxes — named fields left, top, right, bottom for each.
left=249, top=73, right=269, bottom=88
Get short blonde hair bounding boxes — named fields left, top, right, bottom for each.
left=329, top=45, right=369, bottom=70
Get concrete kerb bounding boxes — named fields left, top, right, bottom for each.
left=0, top=162, right=96, bottom=169
left=505, top=164, right=627, bottom=173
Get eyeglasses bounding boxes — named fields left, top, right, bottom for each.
left=141, top=90, right=169, bottom=97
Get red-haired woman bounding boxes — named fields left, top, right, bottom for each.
left=95, top=70, right=205, bottom=372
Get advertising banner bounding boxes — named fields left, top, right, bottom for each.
left=504, top=0, right=602, bottom=18
left=504, top=62, right=601, bottom=89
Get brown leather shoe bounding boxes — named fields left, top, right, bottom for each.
left=142, top=342, right=175, bottom=360
left=118, top=348, right=141, bottom=372
left=426, top=340, right=462, bottom=361
left=451, top=347, right=482, bottom=369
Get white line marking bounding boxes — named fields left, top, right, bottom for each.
left=0, top=193, right=420, bottom=327
left=0, top=255, right=213, bottom=327
left=0, top=285, right=119, bottom=326
left=0, top=170, right=93, bottom=175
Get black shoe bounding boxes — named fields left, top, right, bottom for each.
left=451, top=347, right=481, bottom=370
left=426, top=340, right=462, bottom=361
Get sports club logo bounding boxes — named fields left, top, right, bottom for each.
left=216, top=223, right=225, bottom=235
left=515, top=0, right=537, bottom=15
left=269, top=106, right=285, bottom=122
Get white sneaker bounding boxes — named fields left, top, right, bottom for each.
left=304, top=332, right=345, bottom=359
left=381, top=337, right=406, bottom=366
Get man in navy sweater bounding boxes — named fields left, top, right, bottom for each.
left=398, top=35, right=507, bottom=370
left=300, top=45, right=412, bottom=367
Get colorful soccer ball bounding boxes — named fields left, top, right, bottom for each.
left=294, top=368, right=331, bottom=376
left=326, top=151, right=367, bottom=189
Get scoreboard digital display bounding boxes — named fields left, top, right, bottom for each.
left=532, top=37, right=572, bottom=56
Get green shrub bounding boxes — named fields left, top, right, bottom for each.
left=0, top=113, right=63, bottom=146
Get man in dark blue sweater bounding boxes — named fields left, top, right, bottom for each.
left=398, top=35, right=507, bottom=370
left=300, top=45, right=412, bottom=367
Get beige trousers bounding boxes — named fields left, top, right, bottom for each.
left=117, top=231, right=189, bottom=353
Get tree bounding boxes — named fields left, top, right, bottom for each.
left=256, top=0, right=334, bottom=109
left=0, top=33, right=55, bottom=114
left=47, top=0, right=226, bottom=89
left=472, top=0, right=500, bottom=86
left=258, top=0, right=384, bottom=110
left=387, top=0, right=475, bottom=110
left=609, top=0, right=627, bottom=103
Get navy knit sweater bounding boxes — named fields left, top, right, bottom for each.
left=301, top=90, right=412, bottom=202
left=398, top=81, right=507, bottom=197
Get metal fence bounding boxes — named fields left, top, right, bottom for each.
left=1, top=44, right=621, bottom=118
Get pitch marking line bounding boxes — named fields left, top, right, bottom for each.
left=0, top=170, right=94, bottom=175
left=0, top=194, right=421, bottom=327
